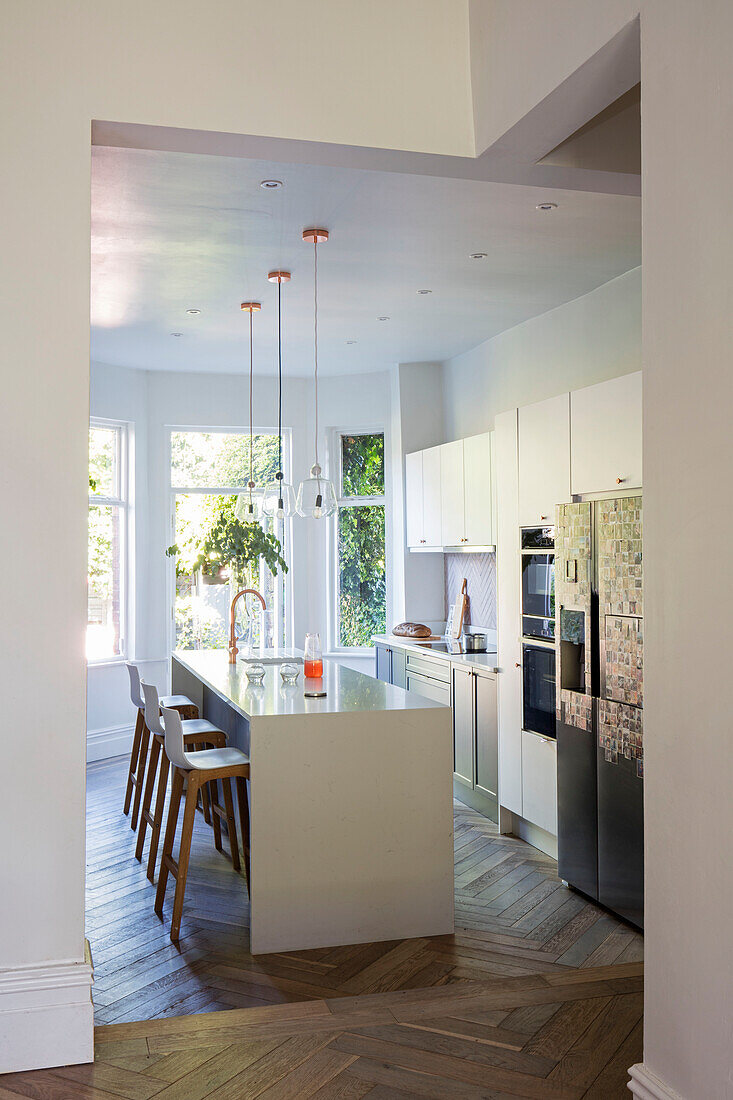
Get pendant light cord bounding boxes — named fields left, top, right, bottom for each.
left=313, top=239, right=321, bottom=483
left=248, top=309, right=254, bottom=500
left=277, top=277, right=283, bottom=476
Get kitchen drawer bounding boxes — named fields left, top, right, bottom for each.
left=405, top=651, right=450, bottom=683
left=521, top=730, right=558, bottom=836
left=406, top=671, right=451, bottom=706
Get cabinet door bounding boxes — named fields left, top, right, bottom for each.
left=475, top=672, right=498, bottom=803
left=391, top=647, right=406, bottom=690
left=518, top=393, right=570, bottom=527
left=375, top=644, right=392, bottom=683
left=440, top=440, right=465, bottom=546
left=422, top=446, right=443, bottom=547
left=571, top=372, right=642, bottom=495
left=463, top=432, right=493, bottom=546
left=405, top=451, right=424, bottom=547
left=406, top=672, right=451, bottom=706
left=452, top=666, right=474, bottom=788
left=521, top=731, right=558, bottom=836
left=495, top=409, right=523, bottom=816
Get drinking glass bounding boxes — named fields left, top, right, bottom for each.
left=303, top=632, right=323, bottom=678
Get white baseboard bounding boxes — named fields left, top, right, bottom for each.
left=0, top=959, right=94, bottom=1073
left=628, top=1063, right=685, bottom=1099
left=87, top=722, right=134, bottom=763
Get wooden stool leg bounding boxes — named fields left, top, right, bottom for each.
left=235, top=775, right=251, bottom=893
left=135, top=735, right=160, bottom=862
left=155, top=767, right=183, bottom=916
left=199, top=751, right=212, bottom=824
left=210, top=778, right=223, bottom=852
left=147, top=750, right=170, bottom=883
left=221, top=777, right=240, bottom=873
left=170, top=775, right=199, bottom=942
left=123, top=709, right=144, bottom=815
left=130, top=725, right=150, bottom=831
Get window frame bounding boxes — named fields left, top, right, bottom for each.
left=166, top=424, right=293, bottom=654
left=87, top=416, right=131, bottom=665
left=327, top=426, right=391, bottom=655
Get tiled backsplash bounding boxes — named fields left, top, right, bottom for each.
left=444, top=552, right=497, bottom=630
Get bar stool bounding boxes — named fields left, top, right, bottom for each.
left=124, top=662, right=199, bottom=831
left=155, top=705, right=251, bottom=942
left=139, top=681, right=229, bottom=883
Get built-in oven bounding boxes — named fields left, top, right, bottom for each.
left=521, top=526, right=555, bottom=641
left=522, top=641, right=556, bottom=740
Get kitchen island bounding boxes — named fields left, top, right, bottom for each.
left=172, top=650, right=454, bottom=954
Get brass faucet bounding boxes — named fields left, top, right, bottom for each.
left=229, top=588, right=267, bottom=664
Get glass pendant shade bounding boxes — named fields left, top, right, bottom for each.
left=261, top=476, right=297, bottom=519
left=234, top=487, right=261, bottom=523
left=296, top=464, right=338, bottom=518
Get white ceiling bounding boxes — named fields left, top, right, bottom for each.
left=90, top=146, right=640, bottom=377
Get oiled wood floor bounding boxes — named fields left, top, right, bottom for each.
left=84, top=757, right=642, bottom=1026
left=2, top=963, right=644, bottom=1098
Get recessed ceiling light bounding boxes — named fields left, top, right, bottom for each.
left=346, top=340, right=357, bottom=345
left=170, top=332, right=183, bottom=337
left=469, top=252, right=487, bottom=260
left=186, top=308, right=201, bottom=315
left=260, top=179, right=283, bottom=190
left=378, top=316, right=390, bottom=322
left=417, top=289, right=432, bottom=295
left=536, top=201, right=558, bottom=211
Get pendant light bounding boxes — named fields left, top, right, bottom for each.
left=296, top=228, right=338, bottom=519
left=235, top=300, right=262, bottom=523
left=261, top=270, right=297, bottom=519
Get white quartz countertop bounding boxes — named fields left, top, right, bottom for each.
left=372, top=635, right=499, bottom=673
left=173, top=649, right=448, bottom=721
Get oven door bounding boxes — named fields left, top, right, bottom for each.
left=522, top=643, right=556, bottom=739
left=521, top=552, right=555, bottom=623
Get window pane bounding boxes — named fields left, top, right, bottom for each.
left=171, top=431, right=280, bottom=488
left=89, top=426, right=118, bottom=497
left=338, top=504, right=386, bottom=646
left=87, top=504, right=122, bottom=658
left=341, top=433, right=384, bottom=497
left=173, top=493, right=286, bottom=650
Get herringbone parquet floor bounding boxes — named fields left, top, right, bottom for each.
left=0, top=756, right=644, bottom=1097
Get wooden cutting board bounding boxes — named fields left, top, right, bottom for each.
left=449, top=579, right=468, bottom=638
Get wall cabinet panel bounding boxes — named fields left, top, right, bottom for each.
left=571, top=371, right=642, bottom=495
left=518, top=394, right=570, bottom=527
left=440, top=440, right=465, bottom=547
left=464, top=432, right=493, bottom=546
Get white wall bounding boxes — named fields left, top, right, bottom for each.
left=442, top=266, right=641, bottom=439
left=87, top=360, right=396, bottom=750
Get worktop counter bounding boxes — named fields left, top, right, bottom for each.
left=372, top=634, right=500, bottom=673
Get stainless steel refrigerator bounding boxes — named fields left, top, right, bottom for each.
left=555, top=497, right=643, bottom=929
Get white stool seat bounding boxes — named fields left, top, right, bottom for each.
left=178, top=745, right=250, bottom=772
left=179, top=717, right=226, bottom=739
left=161, top=693, right=198, bottom=711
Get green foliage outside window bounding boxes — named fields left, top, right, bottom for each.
left=338, top=432, right=386, bottom=647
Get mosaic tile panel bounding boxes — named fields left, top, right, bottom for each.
left=603, top=614, right=643, bottom=707
left=555, top=502, right=593, bottom=727
left=558, top=687, right=594, bottom=732
left=599, top=698, right=644, bottom=779
left=597, top=496, right=643, bottom=618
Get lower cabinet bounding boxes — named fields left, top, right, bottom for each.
left=521, top=731, right=558, bottom=836
left=375, top=642, right=407, bottom=689
left=452, top=665, right=498, bottom=822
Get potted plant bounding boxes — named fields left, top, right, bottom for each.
left=166, top=497, right=288, bottom=588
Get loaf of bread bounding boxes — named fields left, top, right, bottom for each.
left=392, top=622, right=432, bottom=639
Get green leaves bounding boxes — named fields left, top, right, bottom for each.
left=167, top=496, right=287, bottom=579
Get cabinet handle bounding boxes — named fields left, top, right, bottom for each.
left=616, top=477, right=625, bottom=484
left=540, top=514, right=548, bottom=521
left=515, top=662, right=521, bottom=668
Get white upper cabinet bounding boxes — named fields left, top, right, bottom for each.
left=405, top=451, right=424, bottom=548
left=440, top=440, right=465, bottom=546
left=571, top=371, right=642, bottom=495
left=464, top=432, right=493, bottom=546
left=422, top=446, right=443, bottom=548
left=518, top=393, right=571, bottom=527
